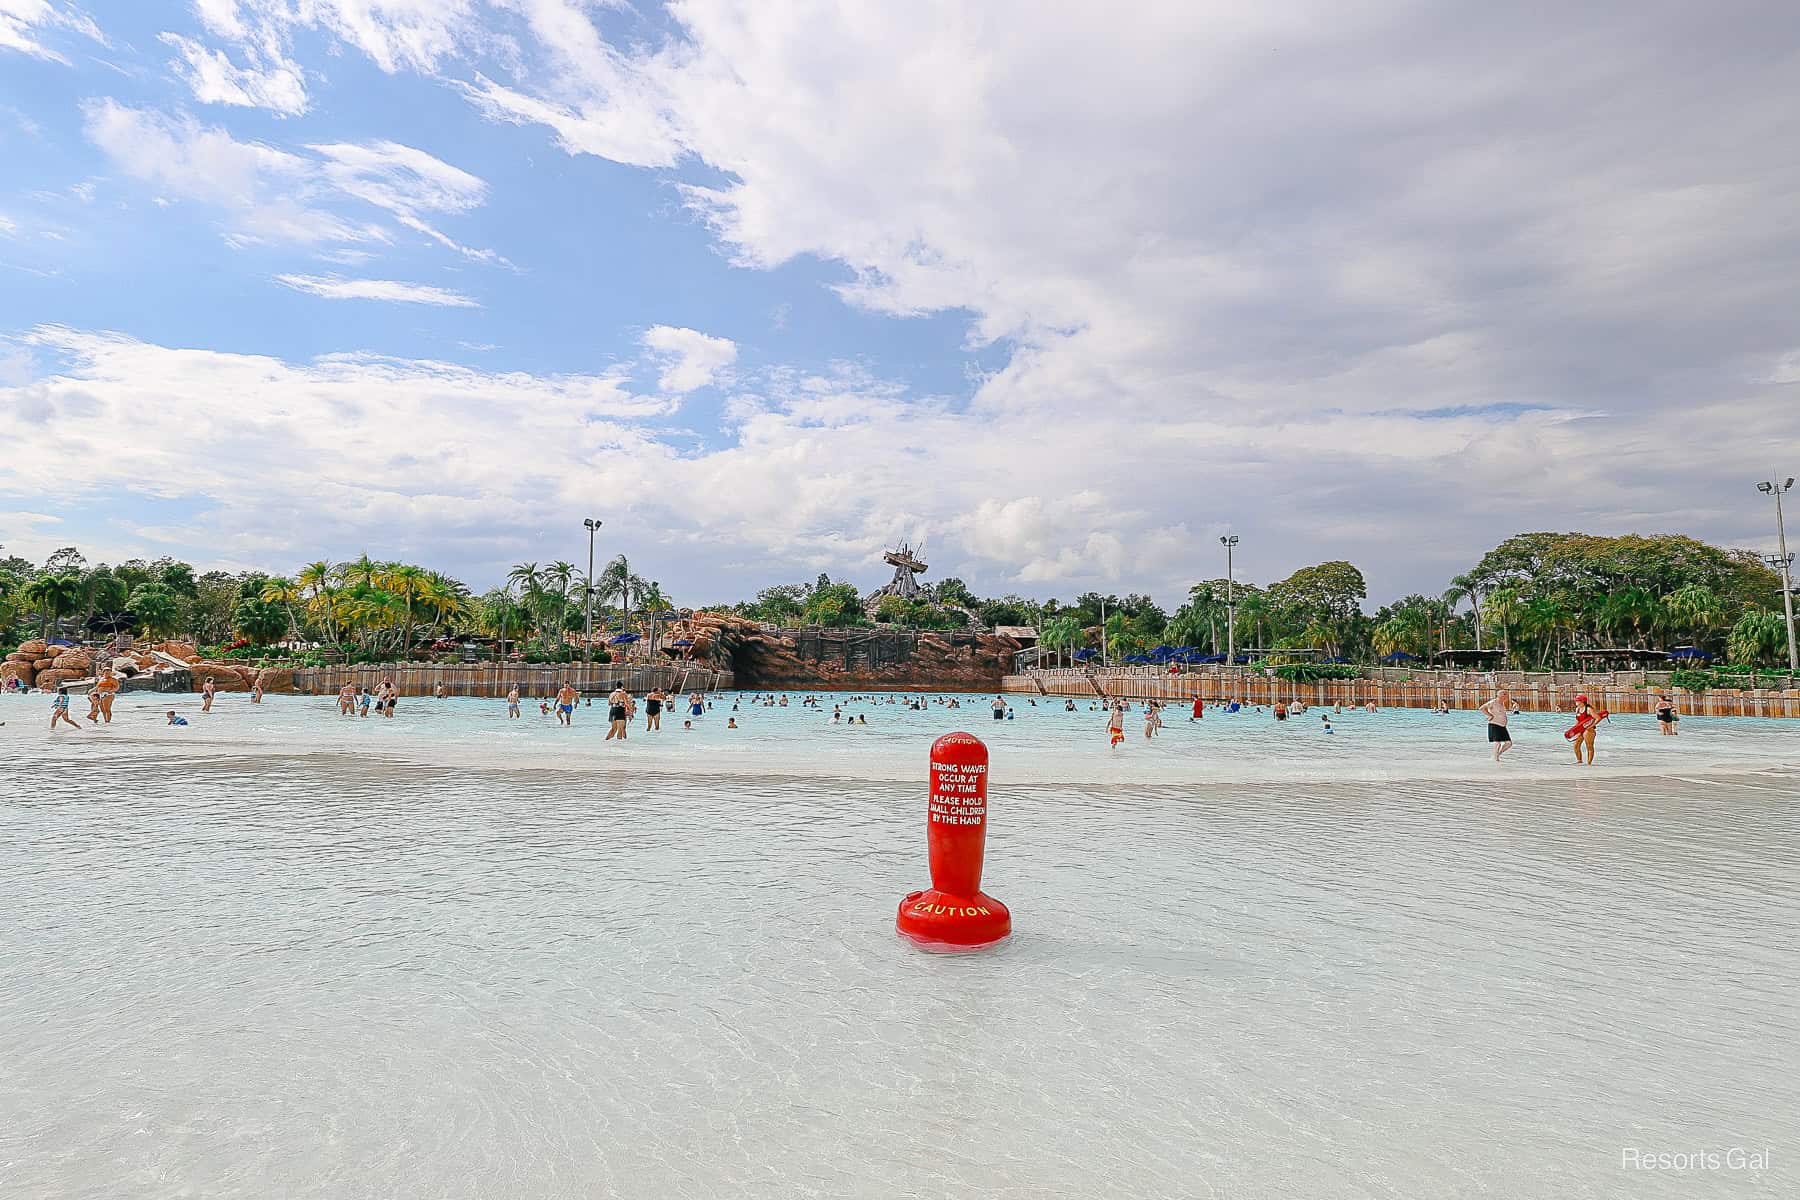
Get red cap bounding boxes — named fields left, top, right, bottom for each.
left=1575, top=694, right=1588, bottom=703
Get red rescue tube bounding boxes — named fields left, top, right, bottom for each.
left=896, top=732, right=1012, bottom=951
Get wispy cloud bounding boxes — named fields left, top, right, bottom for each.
left=274, top=274, right=480, bottom=307
left=0, top=0, right=105, bottom=66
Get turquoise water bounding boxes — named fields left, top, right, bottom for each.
left=2, top=690, right=1796, bottom=1197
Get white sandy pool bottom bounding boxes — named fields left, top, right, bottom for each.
left=1, top=692, right=1795, bottom=1198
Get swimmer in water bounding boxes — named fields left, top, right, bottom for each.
left=92, top=669, right=120, bottom=723
left=606, top=685, right=629, bottom=742
left=1106, top=701, right=1126, bottom=747
left=645, top=688, right=665, bottom=731
left=727, top=716, right=738, bottom=729
left=166, top=710, right=188, bottom=725
left=555, top=681, right=577, bottom=726
left=339, top=683, right=356, bottom=716
left=201, top=676, right=216, bottom=713
left=51, top=686, right=82, bottom=731
left=507, top=686, right=521, bottom=719
left=358, top=687, right=372, bottom=718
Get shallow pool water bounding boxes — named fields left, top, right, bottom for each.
left=2, top=690, right=1796, bottom=1197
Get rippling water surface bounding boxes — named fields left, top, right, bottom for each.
left=3, top=690, right=1797, bottom=1198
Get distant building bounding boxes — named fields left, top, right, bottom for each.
left=993, top=625, right=1038, bottom=646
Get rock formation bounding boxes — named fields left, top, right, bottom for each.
left=673, top=611, right=1020, bottom=691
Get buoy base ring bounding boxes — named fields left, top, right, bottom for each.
left=896, top=888, right=1011, bottom=950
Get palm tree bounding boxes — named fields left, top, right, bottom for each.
left=260, top=576, right=304, bottom=644
left=1449, top=572, right=1484, bottom=650
left=596, top=556, right=645, bottom=637
left=380, top=563, right=431, bottom=658
left=1601, top=586, right=1659, bottom=649
left=507, top=562, right=545, bottom=648
left=415, top=571, right=469, bottom=644
left=1484, top=586, right=1521, bottom=666
left=298, top=561, right=339, bottom=645
left=639, top=579, right=672, bottom=653
left=340, top=554, right=382, bottom=589
left=1663, top=584, right=1725, bottom=649
left=22, top=573, right=82, bottom=638
left=1728, top=609, right=1786, bottom=667
left=544, top=561, right=579, bottom=652
left=1038, top=615, right=1082, bottom=668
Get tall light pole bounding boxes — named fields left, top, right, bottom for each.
left=1220, top=535, right=1238, bottom=672
left=1757, top=478, right=1797, bottom=673
left=1099, top=596, right=1108, bottom=669
left=583, top=517, right=602, bottom=664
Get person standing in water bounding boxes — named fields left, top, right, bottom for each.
left=606, top=685, right=630, bottom=742
left=645, top=687, right=666, bottom=732
left=1569, top=694, right=1606, bottom=764
left=201, top=676, right=217, bottom=713
left=338, top=683, right=356, bottom=716
left=51, top=686, right=82, bottom=732
left=1479, top=688, right=1518, bottom=761
left=506, top=685, right=521, bottom=719
left=992, top=695, right=1007, bottom=721
left=555, top=681, right=578, bottom=726
left=1655, top=692, right=1679, bottom=735
left=92, top=668, right=120, bottom=723
left=1105, top=701, right=1126, bottom=747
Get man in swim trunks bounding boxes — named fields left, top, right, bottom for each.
left=507, top=686, right=521, bottom=718
left=1106, top=701, right=1126, bottom=746
left=555, top=681, right=578, bottom=726
left=1479, top=688, right=1517, bottom=761
left=606, top=685, right=629, bottom=741
left=992, top=695, right=1007, bottom=721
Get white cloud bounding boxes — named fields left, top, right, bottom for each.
left=164, top=0, right=481, bottom=113
left=641, top=325, right=736, bottom=393
left=81, top=99, right=379, bottom=245
left=0, top=0, right=103, bottom=65
left=275, top=273, right=479, bottom=307
left=160, top=31, right=308, bottom=116
left=6, top=324, right=1793, bottom=603
left=26, top=5, right=1800, bottom=596
left=81, top=100, right=504, bottom=263
left=307, top=139, right=508, bottom=265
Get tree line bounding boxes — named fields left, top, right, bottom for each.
left=1, top=531, right=1789, bottom=668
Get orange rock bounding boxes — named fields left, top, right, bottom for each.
left=52, top=649, right=92, bottom=672
left=17, top=639, right=48, bottom=658
left=35, top=668, right=82, bottom=690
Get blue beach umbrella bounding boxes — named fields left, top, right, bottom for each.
left=608, top=632, right=641, bottom=645
left=1381, top=651, right=1418, bottom=663
left=1667, top=647, right=1712, bottom=660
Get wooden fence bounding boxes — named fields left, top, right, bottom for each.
left=1003, top=668, right=1800, bottom=719
left=291, top=662, right=732, bottom=699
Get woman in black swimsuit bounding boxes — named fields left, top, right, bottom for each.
left=645, top=688, right=665, bottom=731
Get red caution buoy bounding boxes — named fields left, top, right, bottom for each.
left=896, top=732, right=1011, bottom=950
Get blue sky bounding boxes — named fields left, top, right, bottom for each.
left=3, top=1, right=1797, bottom=607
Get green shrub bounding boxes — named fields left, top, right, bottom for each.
left=1274, top=663, right=1360, bottom=683
left=1670, top=668, right=1716, bottom=692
